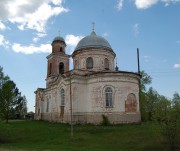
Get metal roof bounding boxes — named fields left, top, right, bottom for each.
left=74, top=31, right=113, bottom=51
left=52, top=36, right=65, bottom=43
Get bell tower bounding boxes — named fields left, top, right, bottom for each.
left=46, top=35, right=69, bottom=87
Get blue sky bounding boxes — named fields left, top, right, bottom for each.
left=0, top=0, right=180, bottom=112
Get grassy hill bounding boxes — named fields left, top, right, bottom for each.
left=0, top=120, right=179, bottom=151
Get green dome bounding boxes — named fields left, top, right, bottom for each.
left=74, top=31, right=113, bottom=51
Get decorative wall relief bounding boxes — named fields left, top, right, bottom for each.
left=125, top=93, right=137, bottom=112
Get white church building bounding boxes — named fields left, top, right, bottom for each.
left=34, top=27, right=141, bottom=124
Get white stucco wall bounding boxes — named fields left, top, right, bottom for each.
left=35, top=71, right=140, bottom=124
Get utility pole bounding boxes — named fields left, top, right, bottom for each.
left=137, top=48, right=140, bottom=74
left=137, top=48, right=142, bottom=121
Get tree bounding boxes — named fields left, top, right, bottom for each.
left=0, top=66, right=27, bottom=122
left=153, top=95, right=171, bottom=122
left=153, top=92, right=180, bottom=151
left=140, top=70, right=152, bottom=92
left=0, top=66, right=9, bottom=88
left=172, top=92, right=180, bottom=105
left=139, top=71, right=152, bottom=121
left=14, top=95, right=28, bottom=118
left=0, top=80, right=18, bottom=122
left=146, top=87, right=159, bottom=121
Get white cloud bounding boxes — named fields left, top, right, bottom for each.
left=161, top=0, right=180, bottom=6
left=162, top=0, right=170, bottom=6
left=0, top=0, right=69, bottom=33
left=143, top=55, right=151, bottom=62
left=174, top=64, right=180, bottom=69
left=18, top=24, right=25, bottom=30
left=0, top=21, right=7, bottom=30
left=0, top=34, right=10, bottom=48
left=176, top=40, right=180, bottom=44
left=12, top=43, right=51, bottom=54
left=134, top=0, right=180, bottom=9
left=32, top=33, right=48, bottom=42
left=102, top=32, right=109, bottom=37
left=0, top=1, right=67, bottom=50
left=51, top=0, right=62, bottom=5
left=117, top=0, right=124, bottom=11
left=11, top=2, right=68, bottom=33
left=36, top=33, right=47, bottom=38
left=65, top=34, right=84, bottom=47
left=135, top=0, right=159, bottom=9
left=0, top=35, right=5, bottom=45
left=65, top=34, right=84, bottom=53
left=133, top=23, right=140, bottom=36
left=10, top=34, right=83, bottom=55
left=33, top=38, right=39, bottom=43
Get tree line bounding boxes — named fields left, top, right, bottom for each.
left=140, top=71, right=180, bottom=151
left=0, top=66, right=27, bottom=123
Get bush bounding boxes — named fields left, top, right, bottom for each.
left=101, top=115, right=110, bottom=126
left=160, top=112, right=180, bottom=151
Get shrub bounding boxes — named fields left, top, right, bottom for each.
left=101, top=115, right=110, bottom=126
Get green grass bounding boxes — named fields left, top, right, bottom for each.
left=0, top=120, right=179, bottom=151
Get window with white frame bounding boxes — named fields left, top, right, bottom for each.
left=105, top=87, right=113, bottom=107
left=61, top=88, right=65, bottom=106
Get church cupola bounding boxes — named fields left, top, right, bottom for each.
left=51, top=36, right=66, bottom=53
left=72, top=23, right=116, bottom=71
left=46, top=35, right=69, bottom=84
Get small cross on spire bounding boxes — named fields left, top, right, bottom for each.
left=92, top=22, right=95, bottom=32
left=58, top=30, right=60, bottom=36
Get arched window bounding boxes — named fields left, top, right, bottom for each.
left=59, top=62, right=64, bottom=74
left=104, top=58, right=109, bottom=70
left=105, top=87, right=113, bottom=107
left=38, top=101, right=41, bottom=116
left=60, top=47, right=63, bottom=52
left=125, top=93, right=137, bottom=112
left=61, top=89, right=65, bottom=106
left=49, top=63, right=52, bottom=75
left=46, top=99, right=49, bottom=112
left=38, top=108, right=40, bottom=116
left=74, top=60, right=78, bottom=69
left=86, top=57, right=93, bottom=69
